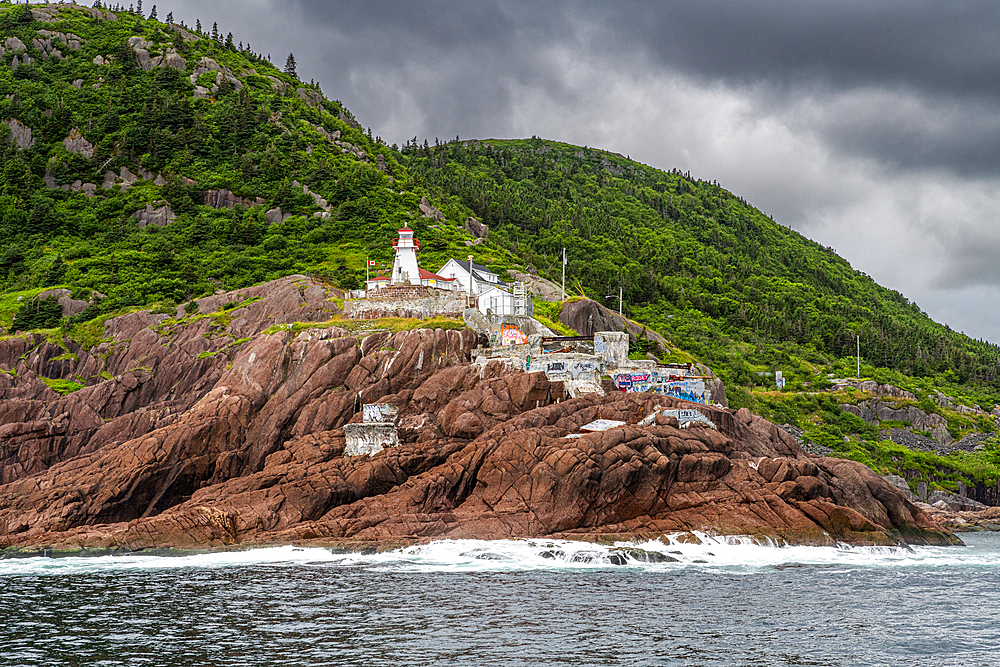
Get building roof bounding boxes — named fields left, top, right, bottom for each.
left=472, top=270, right=507, bottom=287
left=368, top=276, right=390, bottom=281
left=419, top=267, right=455, bottom=281
left=444, top=258, right=496, bottom=277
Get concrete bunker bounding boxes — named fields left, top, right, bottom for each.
left=344, top=403, right=401, bottom=456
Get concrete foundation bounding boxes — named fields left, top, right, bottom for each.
left=343, top=285, right=472, bottom=319
left=343, top=422, right=401, bottom=456
left=473, top=330, right=722, bottom=404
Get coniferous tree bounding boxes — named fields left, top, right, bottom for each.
left=195, top=18, right=201, bottom=32
left=165, top=11, right=172, bottom=23
left=284, top=53, right=296, bottom=76
left=136, top=0, right=142, bottom=15
left=149, top=4, right=156, bottom=20
left=211, top=21, right=218, bottom=41
left=225, top=32, right=234, bottom=49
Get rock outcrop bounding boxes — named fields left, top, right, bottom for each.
left=131, top=203, right=177, bottom=228
left=36, top=288, right=91, bottom=318
left=203, top=189, right=265, bottom=209
left=3, top=119, right=34, bottom=150
left=63, top=128, right=94, bottom=159
left=0, top=278, right=955, bottom=552
left=841, top=399, right=951, bottom=445
left=419, top=197, right=444, bottom=220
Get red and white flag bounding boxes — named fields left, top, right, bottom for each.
left=368, top=260, right=376, bottom=266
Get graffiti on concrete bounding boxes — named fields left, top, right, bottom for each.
left=639, top=408, right=716, bottom=429
left=500, top=323, right=528, bottom=347
left=659, top=379, right=709, bottom=404
left=362, top=403, right=398, bottom=424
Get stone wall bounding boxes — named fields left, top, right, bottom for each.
left=343, top=285, right=472, bottom=319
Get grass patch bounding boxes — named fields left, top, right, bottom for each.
left=68, top=314, right=115, bottom=351
left=534, top=314, right=576, bottom=336
left=40, top=377, right=86, bottom=395
left=263, top=316, right=467, bottom=336
left=197, top=337, right=252, bottom=359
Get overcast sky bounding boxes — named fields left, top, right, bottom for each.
left=157, top=0, right=1000, bottom=343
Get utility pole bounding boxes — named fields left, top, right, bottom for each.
left=561, top=247, right=566, bottom=301
left=468, top=255, right=474, bottom=304
left=857, top=335, right=860, bottom=380
left=606, top=286, right=623, bottom=319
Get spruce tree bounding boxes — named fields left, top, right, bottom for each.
left=284, top=53, right=296, bottom=76
left=212, top=21, right=218, bottom=41
left=195, top=18, right=201, bottom=32
left=225, top=32, right=234, bottom=49
left=136, top=0, right=142, bottom=15
left=165, top=11, right=171, bottom=23
left=149, top=4, right=156, bottom=20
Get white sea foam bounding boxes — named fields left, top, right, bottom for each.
left=0, top=545, right=338, bottom=576
left=2, top=533, right=998, bottom=576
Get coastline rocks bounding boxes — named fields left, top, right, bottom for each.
left=0, top=279, right=955, bottom=551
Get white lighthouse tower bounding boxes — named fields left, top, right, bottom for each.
left=391, top=227, right=421, bottom=285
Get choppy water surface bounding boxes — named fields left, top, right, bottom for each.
left=3, top=532, right=1000, bottom=666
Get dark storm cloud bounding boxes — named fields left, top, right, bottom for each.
left=280, top=0, right=1000, bottom=175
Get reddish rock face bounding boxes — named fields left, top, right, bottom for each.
left=0, top=279, right=957, bottom=551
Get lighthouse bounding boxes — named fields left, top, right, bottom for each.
left=391, top=227, right=421, bottom=285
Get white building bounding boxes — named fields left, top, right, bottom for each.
left=366, top=228, right=460, bottom=293
left=478, top=284, right=515, bottom=316
left=391, top=228, right=421, bottom=285
left=438, top=258, right=506, bottom=296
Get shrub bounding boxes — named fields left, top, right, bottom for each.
left=13, top=296, right=62, bottom=331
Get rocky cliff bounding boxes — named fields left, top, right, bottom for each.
left=0, top=278, right=957, bottom=551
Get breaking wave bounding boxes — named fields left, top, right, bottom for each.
left=3, top=532, right=998, bottom=576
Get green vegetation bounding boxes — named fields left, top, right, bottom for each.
left=262, top=315, right=465, bottom=337
left=40, top=376, right=85, bottom=395
left=0, top=2, right=514, bottom=336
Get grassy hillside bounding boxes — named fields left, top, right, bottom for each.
left=0, top=1, right=515, bottom=331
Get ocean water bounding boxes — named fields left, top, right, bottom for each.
left=2, top=532, right=1000, bottom=666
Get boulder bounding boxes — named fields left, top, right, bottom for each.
left=3, top=119, right=34, bottom=151
left=3, top=37, right=26, bottom=52
left=203, top=189, right=264, bottom=209
left=62, top=128, right=94, bottom=159
left=131, top=203, right=177, bottom=228
left=296, top=88, right=323, bottom=107
left=465, top=216, right=488, bottom=240
left=37, top=289, right=90, bottom=318
left=419, top=197, right=444, bottom=220
left=162, top=49, right=187, bottom=70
